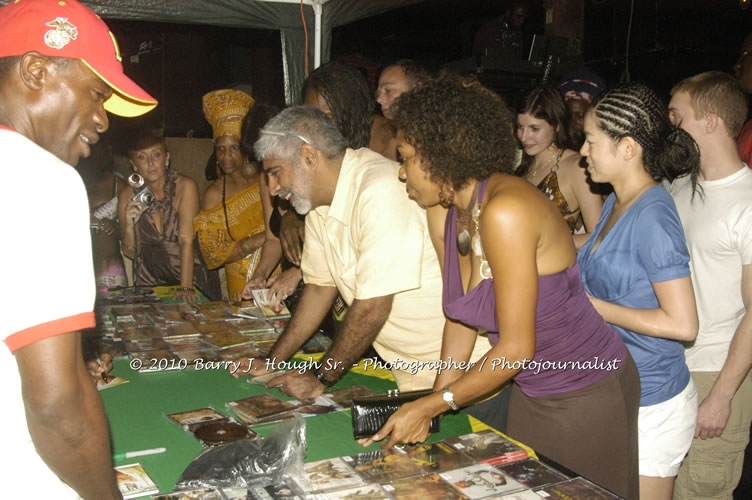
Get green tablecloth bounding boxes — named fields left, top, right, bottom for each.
left=102, top=358, right=477, bottom=496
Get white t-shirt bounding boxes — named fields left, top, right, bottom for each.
left=0, top=128, right=95, bottom=498
left=302, top=148, right=489, bottom=389
left=669, top=166, right=752, bottom=372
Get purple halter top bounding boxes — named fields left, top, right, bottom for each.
left=442, top=178, right=627, bottom=397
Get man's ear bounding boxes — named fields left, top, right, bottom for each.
left=300, top=143, right=318, bottom=170
left=704, top=112, right=719, bottom=135
left=19, top=52, right=52, bottom=91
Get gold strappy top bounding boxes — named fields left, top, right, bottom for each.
left=536, top=159, right=579, bottom=232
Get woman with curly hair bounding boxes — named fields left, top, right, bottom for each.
left=359, top=75, right=640, bottom=500
left=577, top=83, right=700, bottom=500
left=516, top=86, right=603, bottom=249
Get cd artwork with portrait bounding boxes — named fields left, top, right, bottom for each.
left=193, top=421, right=253, bottom=445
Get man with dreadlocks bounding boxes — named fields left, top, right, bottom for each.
left=302, top=61, right=397, bottom=161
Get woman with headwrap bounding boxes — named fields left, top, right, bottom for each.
left=194, top=89, right=273, bottom=302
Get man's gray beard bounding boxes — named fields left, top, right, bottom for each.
left=291, top=195, right=312, bottom=215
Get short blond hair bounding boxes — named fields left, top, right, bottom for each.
left=671, top=71, right=748, bottom=137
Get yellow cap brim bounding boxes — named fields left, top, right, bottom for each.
left=82, top=60, right=158, bottom=117
left=103, top=92, right=158, bottom=118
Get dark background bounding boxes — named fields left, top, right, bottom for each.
left=104, top=0, right=752, bottom=145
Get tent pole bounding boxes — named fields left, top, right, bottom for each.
left=314, top=3, right=322, bottom=69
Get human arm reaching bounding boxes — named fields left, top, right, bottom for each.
left=360, top=190, right=539, bottom=447
left=267, top=294, right=394, bottom=400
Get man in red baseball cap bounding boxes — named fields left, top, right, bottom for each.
left=0, top=1, right=157, bottom=498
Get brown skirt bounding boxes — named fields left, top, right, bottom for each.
left=506, top=352, right=640, bottom=500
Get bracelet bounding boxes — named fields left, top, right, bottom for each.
left=312, top=365, right=337, bottom=388
left=179, top=287, right=194, bottom=292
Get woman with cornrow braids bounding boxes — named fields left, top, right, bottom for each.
left=577, top=82, right=701, bottom=500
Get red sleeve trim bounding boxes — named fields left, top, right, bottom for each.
left=0, top=124, right=17, bottom=133
left=5, top=312, right=95, bottom=352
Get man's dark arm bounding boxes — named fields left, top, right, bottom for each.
left=268, top=283, right=339, bottom=362
left=15, top=332, right=122, bottom=499
left=316, top=294, right=394, bottom=383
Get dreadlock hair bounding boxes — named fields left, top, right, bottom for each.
left=590, top=82, right=701, bottom=197
left=516, top=85, right=579, bottom=177
left=301, top=61, right=374, bottom=150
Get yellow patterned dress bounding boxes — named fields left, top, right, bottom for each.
left=193, top=182, right=265, bottom=299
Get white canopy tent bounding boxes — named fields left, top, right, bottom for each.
left=0, top=0, right=423, bottom=104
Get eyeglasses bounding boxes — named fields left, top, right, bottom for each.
left=259, top=128, right=312, bottom=145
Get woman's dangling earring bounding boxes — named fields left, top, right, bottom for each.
left=439, top=184, right=455, bottom=209
left=128, top=172, right=144, bottom=188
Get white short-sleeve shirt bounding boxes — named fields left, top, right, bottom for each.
left=669, top=166, right=752, bottom=372
left=302, top=148, right=489, bottom=388
left=0, top=127, right=95, bottom=498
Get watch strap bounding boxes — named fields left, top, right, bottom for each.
left=313, top=365, right=337, bottom=388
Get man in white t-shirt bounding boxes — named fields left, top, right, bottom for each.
left=668, top=71, right=752, bottom=499
left=0, top=0, right=156, bottom=498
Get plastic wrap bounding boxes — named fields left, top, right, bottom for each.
left=174, top=414, right=306, bottom=490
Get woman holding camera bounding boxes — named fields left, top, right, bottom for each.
left=118, top=132, right=219, bottom=303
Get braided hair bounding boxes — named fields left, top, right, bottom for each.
left=591, top=82, right=701, bottom=195
left=301, top=62, right=374, bottom=149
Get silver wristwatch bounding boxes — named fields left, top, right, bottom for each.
left=442, top=384, right=459, bottom=411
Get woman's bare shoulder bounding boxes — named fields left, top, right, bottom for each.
left=484, top=174, right=551, bottom=224
left=201, top=179, right=223, bottom=210
left=557, top=149, right=586, bottom=176
left=175, top=173, right=198, bottom=190
left=486, top=173, right=537, bottom=201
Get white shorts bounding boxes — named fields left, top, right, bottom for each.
left=638, top=379, right=698, bottom=477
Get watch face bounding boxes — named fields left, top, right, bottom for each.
left=443, top=387, right=457, bottom=409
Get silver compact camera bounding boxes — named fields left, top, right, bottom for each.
left=132, top=187, right=155, bottom=208
left=128, top=173, right=155, bottom=208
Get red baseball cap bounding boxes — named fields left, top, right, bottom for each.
left=0, top=0, right=157, bottom=117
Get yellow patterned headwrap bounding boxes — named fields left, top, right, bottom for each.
left=202, top=89, right=255, bottom=140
